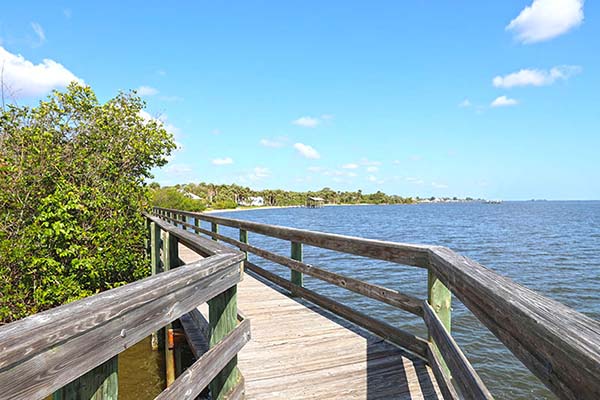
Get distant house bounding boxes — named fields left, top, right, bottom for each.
left=306, top=196, right=324, bottom=208
left=179, top=189, right=202, bottom=200
left=239, top=196, right=265, bottom=207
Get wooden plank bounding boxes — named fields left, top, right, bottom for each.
left=429, top=246, right=600, bottom=400
left=245, top=261, right=428, bottom=358
left=422, top=302, right=493, bottom=399
left=156, top=319, right=250, bottom=400
left=168, top=216, right=423, bottom=316
left=0, top=254, right=243, bottom=400
left=52, top=356, right=118, bottom=400
left=209, top=266, right=242, bottom=399
left=163, top=230, right=179, bottom=387
left=426, top=343, right=460, bottom=400
left=153, top=207, right=431, bottom=267
left=290, top=241, right=303, bottom=288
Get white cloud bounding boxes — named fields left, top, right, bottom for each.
left=392, top=160, right=401, bottom=165
left=260, top=138, right=285, bottom=148
left=506, top=0, right=584, bottom=44
left=491, top=96, right=518, bottom=107
left=137, top=85, right=159, bottom=96
left=458, top=99, right=472, bottom=108
left=212, top=157, right=234, bottom=166
left=321, top=114, right=334, bottom=121
left=294, top=143, right=320, bottom=159
left=432, top=182, right=449, bottom=189
left=249, top=166, right=269, bottom=180
left=292, top=116, right=320, bottom=128
left=367, top=175, right=385, bottom=184
left=406, top=177, right=425, bottom=185
left=0, top=46, right=82, bottom=97
left=211, top=129, right=222, bottom=135
left=165, top=164, right=192, bottom=175
left=493, top=66, right=581, bottom=88
left=366, top=166, right=379, bottom=172
left=31, top=22, right=46, bottom=46
left=63, top=9, right=72, bottom=19
left=342, top=163, right=359, bottom=169
left=359, top=158, right=382, bottom=166
left=307, top=166, right=323, bottom=173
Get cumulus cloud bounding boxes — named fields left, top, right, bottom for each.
left=458, top=99, right=472, bottom=108
left=359, top=158, right=382, bottom=166
left=506, top=0, right=584, bottom=44
left=493, top=66, right=581, bottom=88
left=342, top=163, right=359, bottom=169
left=294, top=143, right=320, bottom=159
left=260, top=138, right=285, bottom=148
left=249, top=166, right=269, bottom=180
left=0, top=46, right=82, bottom=98
left=212, top=157, right=234, bottom=166
left=406, top=177, right=425, bottom=185
left=366, top=166, right=379, bottom=172
left=491, top=96, right=518, bottom=107
left=432, top=182, right=448, bottom=189
left=137, top=85, right=159, bottom=96
left=165, top=164, right=192, bottom=176
left=292, top=116, right=320, bottom=128
left=31, top=22, right=46, bottom=46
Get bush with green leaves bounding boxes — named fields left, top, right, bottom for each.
left=151, top=186, right=207, bottom=212
left=0, top=84, right=176, bottom=322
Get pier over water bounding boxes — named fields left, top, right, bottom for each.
left=0, top=206, right=599, bottom=400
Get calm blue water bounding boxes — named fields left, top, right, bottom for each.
left=203, top=201, right=600, bottom=399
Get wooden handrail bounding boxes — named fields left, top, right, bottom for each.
left=0, top=253, right=244, bottom=400
left=154, top=206, right=600, bottom=400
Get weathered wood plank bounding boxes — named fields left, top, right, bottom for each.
left=422, top=302, right=493, bottom=399
left=426, top=343, right=459, bottom=400
left=52, top=356, right=118, bottom=400
left=156, top=319, right=250, bottom=400
left=154, top=207, right=431, bottom=267
left=429, top=246, right=600, bottom=400
left=290, top=241, right=304, bottom=288
left=167, top=216, right=423, bottom=316
left=0, top=254, right=243, bottom=400
left=245, top=260, right=428, bottom=358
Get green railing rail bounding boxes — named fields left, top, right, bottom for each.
left=153, top=206, right=600, bottom=400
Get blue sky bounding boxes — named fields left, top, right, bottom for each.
left=1, top=1, right=598, bottom=200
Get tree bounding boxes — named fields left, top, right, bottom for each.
left=0, top=83, right=176, bottom=322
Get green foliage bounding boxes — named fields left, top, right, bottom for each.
left=0, top=83, right=176, bottom=322
left=151, top=187, right=207, bottom=211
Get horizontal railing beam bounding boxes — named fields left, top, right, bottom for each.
left=0, top=253, right=244, bottom=400
left=153, top=207, right=431, bottom=267
left=158, top=214, right=423, bottom=316
left=156, top=318, right=251, bottom=400
left=429, top=246, right=600, bottom=400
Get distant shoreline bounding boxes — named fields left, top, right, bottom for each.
left=204, top=203, right=382, bottom=214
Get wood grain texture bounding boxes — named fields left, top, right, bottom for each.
left=156, top=319, right=250, bottom=400
left=52, top=356, right=118, bottom=400
left=154, top=207, right=431, bottom=267
left=177, top=243, right=442, bottom=400
left=423, top=302, right=493, bottom=399
left=0, top=254, right=243, bottom=400
left=426, top=344, right=459, bottom=400
left=163, top=215, right=423, bottom=316
left=429, top=246, right=600, bottom=400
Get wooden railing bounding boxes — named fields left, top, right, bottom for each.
left=154, top=206, right=600, bottom=400
left=0, top=215, right=249, bottom=400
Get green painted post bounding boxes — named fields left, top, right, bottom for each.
left=291, top=242, right=303, bottom=288
left=211, top=222, right=219, bottom=241
left=163, top=231, right=179, bottom=386
left=52, top=356, right=118, bottom=399
left=428, top=269, right=452, bottom=375
left=208, top=279, right=241, bottom=399
left=144, top=218, right=151, bottom=260
left=239, top=229, right=248, bottom=260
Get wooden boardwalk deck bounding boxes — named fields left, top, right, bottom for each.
left=178, top=243, right=443, bottom=399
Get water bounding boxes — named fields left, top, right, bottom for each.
left=207, top=201, right=600, bottom=400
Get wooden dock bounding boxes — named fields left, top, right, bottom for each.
left=178, top=244, right=443, bottom=399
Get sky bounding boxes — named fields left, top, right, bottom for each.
left=1, top=0, right=598, bottom=200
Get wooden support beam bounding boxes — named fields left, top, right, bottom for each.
left=163, top=231, right=179, bottom=387
left=150, top=221, right=161, bottom=350
left=211, top=222, right=219, bottom=242
left=208, top=267, right=242, bottom=400
left=239, top=229, right=248, bottom=261
left=290, top=241, right=303, bottom=291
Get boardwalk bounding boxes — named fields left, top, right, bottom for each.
left=178, top=243, right=443, bottom=399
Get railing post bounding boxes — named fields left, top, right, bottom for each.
left=428, top=270, right=452, bottom=373
left=211, top=222, right=219, bottom=241
left=163, top=230, right=179, bottom=387
left=239, top=229, right=248, bottom=261
left=180, top=213, right=186, bottom=229
left=150, top=221, right=162, bottom=350
left=52, top=356, right=118, bottom=399
left=291, top=242, right=303, bottom=288
left=208, top=270, right=241, bottom=399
